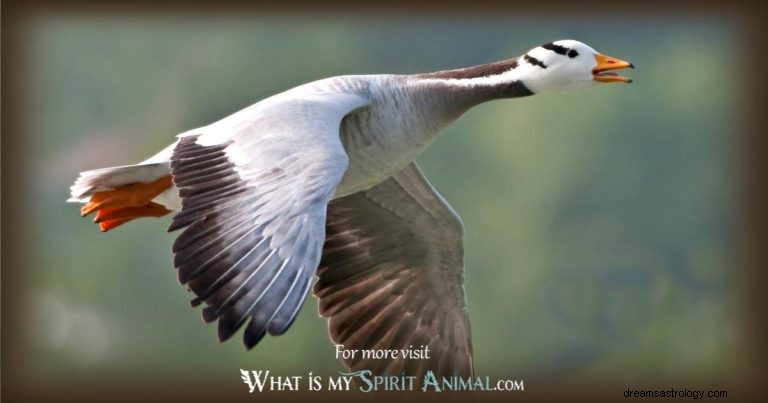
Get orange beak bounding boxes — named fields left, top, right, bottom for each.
left=593, top=53, right=634, bottom=83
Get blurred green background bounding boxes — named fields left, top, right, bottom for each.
left=23, top=13, right=739, bottom=383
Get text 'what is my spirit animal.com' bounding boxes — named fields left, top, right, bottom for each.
left=240, top=344, right=525, bottom=393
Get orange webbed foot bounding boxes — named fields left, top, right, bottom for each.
left=81, top=175, right=173, bottom=231
left=95, top=202, right=172, bottom=232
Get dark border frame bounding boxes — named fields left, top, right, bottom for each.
left=3, top=1, right=766, bottom=401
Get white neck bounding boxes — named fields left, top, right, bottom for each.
left=423, top=60, right=546, bottom=93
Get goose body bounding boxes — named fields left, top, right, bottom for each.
left=69, top=40, right=632, bottom=377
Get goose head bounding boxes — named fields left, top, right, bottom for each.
left=518, top=40, right=634, bottom=94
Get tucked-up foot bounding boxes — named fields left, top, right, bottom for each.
left=95, top=202, right=172, bottom=232
left=81, top=175, right=173, bottom=231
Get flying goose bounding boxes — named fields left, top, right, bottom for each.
left=69, top=39, right=632, bottom=377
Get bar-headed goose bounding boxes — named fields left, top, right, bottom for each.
left=70, top=39, right=632, bottom=377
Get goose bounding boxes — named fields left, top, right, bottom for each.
left=69, top=39, right=632, bottom=378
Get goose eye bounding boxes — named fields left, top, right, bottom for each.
left=568, top=49, right=579, bottom=58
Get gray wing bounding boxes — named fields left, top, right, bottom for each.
left=315, top=162, right=474, bottom=377
left=169, top=91, right=369, bottom=349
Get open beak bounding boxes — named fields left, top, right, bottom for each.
left=593, top=53, right=634, bottom=83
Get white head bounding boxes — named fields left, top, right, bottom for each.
left=514, top=39, right=633, bottom=94
left=419, top=39, right=633, bottom=98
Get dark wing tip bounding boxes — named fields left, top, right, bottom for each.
left=244, top=321, right=267, bottom=350
left=217, top=318, right=240, bottom=342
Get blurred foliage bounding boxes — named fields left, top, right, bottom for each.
left=22, top=14, right=738, bottom=383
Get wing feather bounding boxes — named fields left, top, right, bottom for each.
left=169, top=91, right=370, bottom=349
left=315, top=162, right=474, bottom=378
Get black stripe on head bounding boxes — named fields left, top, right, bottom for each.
left=523, top=54, right=547, bottom=69
left=542, top=42, right=569, bottom=55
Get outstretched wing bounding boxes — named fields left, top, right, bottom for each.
left=169, top=91, right=369, bottom=348
left=315, top=162, right=474, bottom=377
